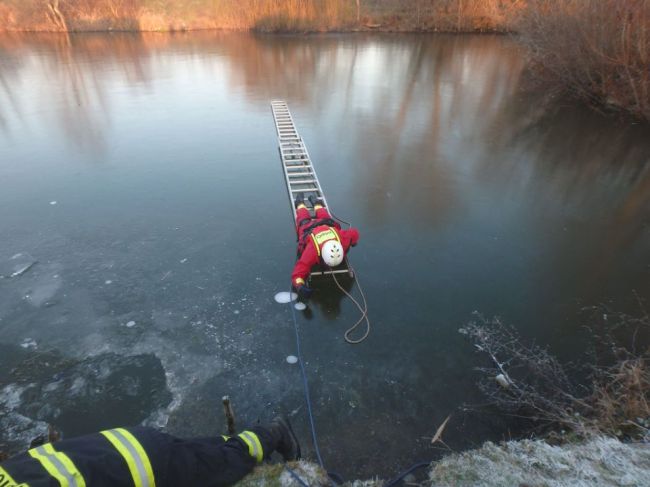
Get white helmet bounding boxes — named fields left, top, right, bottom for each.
left=321, top=240, right=344, bottom=267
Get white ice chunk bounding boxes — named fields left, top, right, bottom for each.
left=126, top=321, right=136, bottom=328
left=294, top=302, right=307, bottom=311
left=20, top=338, right=37, bottom=349
left=49, top=201, right=57, bottom=205
left=1, top=252, right=37, bottom=278
left=286, top=355, right=298, bottom=364
left=274, top=292, right=298, bottom=304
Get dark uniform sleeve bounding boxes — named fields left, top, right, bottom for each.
left=161, top=426, right=276, bottom=487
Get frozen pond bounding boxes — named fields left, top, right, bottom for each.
left=0, top=32, right=649, bottom=479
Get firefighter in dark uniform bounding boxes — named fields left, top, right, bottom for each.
left=292, top=193, right=360, bottom=299
left=0, top=417, right=299, bottom=487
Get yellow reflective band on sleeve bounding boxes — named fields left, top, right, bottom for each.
left=237, top=431, right=264, bottom=462
left=28, top=443, right=86, bottom=487
left=221, top=435, right=230, bottom=441
left=294, top=278, right=305, bottom=285
left=101, top=429, right=155, bottom=487
left=313, top=204, right=323, bottom=210
left=0, top=466, right=27, bottom=487
left=297, top=204, right=307, bottom=209
left=310, top=228, right=340, bottom=256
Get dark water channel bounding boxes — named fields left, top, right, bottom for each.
left=0, top=32, right=649, bottom=479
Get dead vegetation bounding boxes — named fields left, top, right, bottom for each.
left=0, top=1, right=526, bottom=33
left=517, top=0, right=650, bottom=120
left=460, top=304, right=650, bottom=441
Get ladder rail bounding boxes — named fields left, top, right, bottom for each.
left=271, top=101, right=329, bottom=220
left=271, top=100, right=351, bottom=279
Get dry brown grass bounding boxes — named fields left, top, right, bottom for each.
left=0, top=0, right=524, bottom=33
left=589, top=358, right=650, bottom=437
left=462, top=307, right=650, bottom=440
left=517, top=0, right=650, bottom=120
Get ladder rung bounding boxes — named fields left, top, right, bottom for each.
left=290, top=187, right=317, bottom=192
left=289, top=179, right=316, bottom=184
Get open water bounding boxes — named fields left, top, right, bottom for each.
left=0, top=32, right=649, bottom=479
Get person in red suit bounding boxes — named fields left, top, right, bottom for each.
left=292, top=193, right=359, bottom=299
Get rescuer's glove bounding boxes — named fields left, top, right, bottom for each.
left=297, top=284, right=312, bottom=300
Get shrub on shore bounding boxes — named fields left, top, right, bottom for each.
left=517, top=0, right=650, bottom=120
left=460, top=306, right=650, bottom=440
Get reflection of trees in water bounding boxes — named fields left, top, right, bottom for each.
left=0, top=39, right=27, bottom=134
left=1, top=32, right=647, bottom=255
left=0, top=32, right=155, bottom=153
left=491, top=101, right=650, bottom=294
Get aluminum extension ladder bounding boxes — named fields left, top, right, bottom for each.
left=270, top=100, right=352, bottom=279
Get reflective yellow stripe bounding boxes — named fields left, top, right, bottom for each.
left=101, top=429, right=155, bottom=487
left=29, top=443, right=85, bottom=487
left=310, top=228, right=340, bottom=256
left=221, top=435, right=230, bottom=441
left=44, top=444, right=86, bottom=487
left=238, top=431, right=264, bottom=462
left=295, top=278, right=305, bottom=285
left=0, top=466, right=26, bottom=487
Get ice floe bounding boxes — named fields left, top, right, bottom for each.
left=274, top=291, right=297, bottom=304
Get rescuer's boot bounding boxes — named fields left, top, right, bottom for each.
left=308, top=195, right=324, bottom=208
left=294, top=192, right=305, bottom=209
left=269, top=416, right=301, bottom=461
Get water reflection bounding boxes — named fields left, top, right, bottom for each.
left=1, top=29, right=647, bottom=309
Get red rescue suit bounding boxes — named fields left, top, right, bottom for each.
left=291, top=206, right=359, bottom=288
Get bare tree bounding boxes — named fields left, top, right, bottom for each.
left=47, top=0, right=67, bottom=31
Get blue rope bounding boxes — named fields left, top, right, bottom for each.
left=288, top=286, right=325, bottom=468
left=383, top=461, right=431, bottom=487
left=284, top=465, right=310, bottom=487
left=287, top=288, right=431, bottom=487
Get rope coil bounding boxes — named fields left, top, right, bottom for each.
left=330, top=268, right=371, bottom=344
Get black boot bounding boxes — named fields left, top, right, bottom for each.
left=308, top=195, right=324, bottom=208
left=294, top=192, right=305, bottom=209
left=269, top=416, right=301, bottom=461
